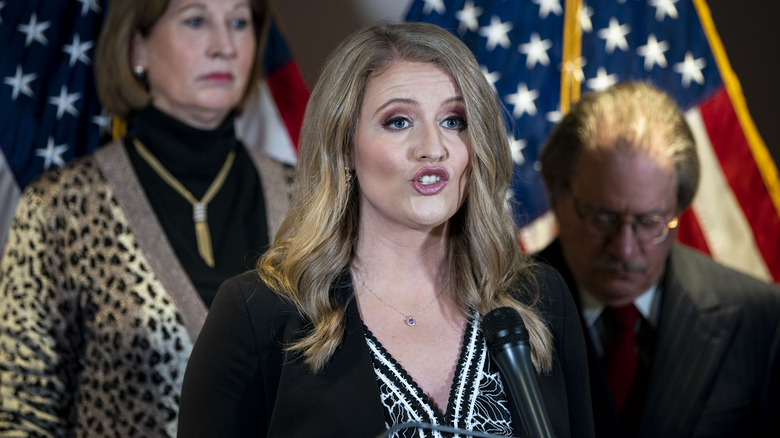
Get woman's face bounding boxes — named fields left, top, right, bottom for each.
left=131, top=0, right=256, bottom=129
left=352, top=61, right=471, bottom=235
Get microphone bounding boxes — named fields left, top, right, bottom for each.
left=482, top=307, right=554, bottom=438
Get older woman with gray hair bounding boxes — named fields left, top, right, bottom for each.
left=0, top=0, right=291, bottom=435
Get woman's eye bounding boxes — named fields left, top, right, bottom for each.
left=230, top=18, right=250, bottom=30
left=384, top=117, right=410, bottom=130
left=184, top=17, right=204, bottom=27
left=442, top=115, right=466, bottom=130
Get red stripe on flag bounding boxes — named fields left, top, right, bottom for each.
left=265, top=61, right=309, bottom=150
left=676, top=209, right=711, bottom=256
left=699, top=88, right=780, bottom=281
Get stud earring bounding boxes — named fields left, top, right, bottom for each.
left=133, top=65, right=145, bottom=78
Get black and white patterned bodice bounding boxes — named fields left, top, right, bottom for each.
left=365, top=311, right=515, bottom=437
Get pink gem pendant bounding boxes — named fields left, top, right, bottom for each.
left=406, top=316, right=416, bottom=327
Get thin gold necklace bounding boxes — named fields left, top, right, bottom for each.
left=133, top=138, right=236, bottom=268
left=357, top=273, right=450, bottom=327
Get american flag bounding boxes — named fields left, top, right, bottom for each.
left=407, top=0, right=780, bottom=283
left=0, top=0, right=307, bottom=250
left=0, top=0, right=107, bottom=247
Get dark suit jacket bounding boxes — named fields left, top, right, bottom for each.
left=177, top=266, right=595, bottom=437
left=537, top=240, right=780, bottom=437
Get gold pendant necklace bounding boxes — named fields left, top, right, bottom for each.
left=133, top=138, right=236, bottom=268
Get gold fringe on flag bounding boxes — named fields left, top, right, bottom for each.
left=112, top=117, right=127, bottom=140
left=560, top=0, right=583, bottom=115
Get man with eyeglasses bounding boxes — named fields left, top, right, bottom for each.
left=536, top=81, right=780, bottom=438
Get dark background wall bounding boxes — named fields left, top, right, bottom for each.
left=273, top=0, right=780, bottom=166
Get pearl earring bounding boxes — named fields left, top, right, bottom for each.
left=133, top=65, right=145, bottom=78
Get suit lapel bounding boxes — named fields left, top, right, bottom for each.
left=284, top=271, right=387, bottom=436
left=639, top=245, right=741, bottom=437
left=324, top=280, right=387, bottom=435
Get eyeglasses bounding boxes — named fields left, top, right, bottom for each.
left=571, top=196, right=679, bottom=244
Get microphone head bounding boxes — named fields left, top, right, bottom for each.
left=482, top=307, right=530, bottom=356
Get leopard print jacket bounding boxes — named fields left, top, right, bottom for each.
left=0, top=141, right=291, bottom=437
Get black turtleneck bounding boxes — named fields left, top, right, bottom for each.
left=125, top=105, right=269, bottom=308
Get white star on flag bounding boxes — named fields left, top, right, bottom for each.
left=4, top=65, right=37, bottom=100
left=35, top=137, right=69, bottom=170
left=597, top=17, right=631, bottom=54
left=17, top=13, right=51, bottom=47
left=481, top=66, right=500, bottom=90
left=637, top=34, right=669, bottom=71
left=532, top=0, right=563, bottom=20
left=49, top=85, right=81, bottom=119
left=505, top=188, right=515, bottom=204
left=91, top=108, right=112, bottom=134
left=579, top=4, right=594, bottom=33
left=509, top=136, right=527, bottom=165
left=649, top=0, right=679, bottom=21
left=456, top=1, right=482, bottom=33
left=562, top=57, right=586, bottom=82
left=76, top=0, right=101, bottom=17
left=506, top=83, right=539, bottom=118
left=546, top=110, right=562, bottom=123
left=479, top=16, right=513, bottom=51
left=519, top=33, right=553, bottom=68
left=63, top=34, right=94, bottom=67
left=422, top=0, right=445, bottom=15
left=586, top=67, right=618, bottom=91
left=674, top=51, right=706, bottom=87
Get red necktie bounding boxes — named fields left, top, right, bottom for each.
left=602, top=304, right=640, bottom=410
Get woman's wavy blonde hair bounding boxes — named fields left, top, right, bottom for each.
left=259, top=21, right=553, bottom=373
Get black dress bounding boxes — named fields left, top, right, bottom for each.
left=177, top=265, right=595, bottom=437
